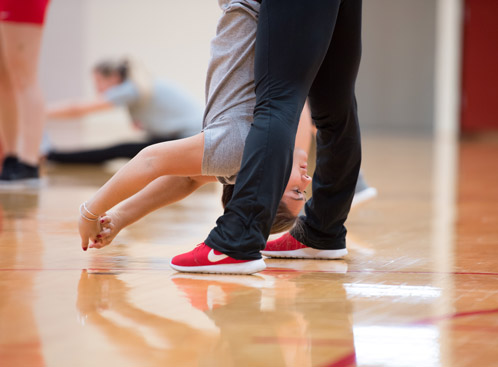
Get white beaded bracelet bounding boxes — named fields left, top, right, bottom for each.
left=79, top=203, right=98, bottom=222
left=83, top=202, right=98, bottom=218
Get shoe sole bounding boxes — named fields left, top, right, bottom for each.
left=352, top=187, right=377, bottom=208
left=0, top=178, right=43, bottom=191
left=265, top=258, right=349, bottom=273
left=169, top=258, right=267, bottom=275
left=170, top=273, right=268, bottom=287
left=261, top=248, right=348, bottom=259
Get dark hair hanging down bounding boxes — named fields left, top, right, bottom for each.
left=221, top=184, right=297, bottom=235
left=93, top=59, right=129, bottom=82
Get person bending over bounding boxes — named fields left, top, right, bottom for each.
left=77, top=1, right=312, bottom=252
left=46, top=58, right=201, bottom=164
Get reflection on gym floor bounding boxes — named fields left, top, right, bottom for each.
left=1, top=135, right=498, bottom=367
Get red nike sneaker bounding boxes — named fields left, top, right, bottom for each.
left=262, top=232, right=348, bottom=259
left=170, top=243, right=266, bottom=274
left=171, top=274, right=263, bottom=311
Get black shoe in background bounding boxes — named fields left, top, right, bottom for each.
left=0, top=156, right=19, bottom=180
left=0, top=160, right=39, bottom=182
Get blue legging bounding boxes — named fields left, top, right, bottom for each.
left=206, top=0, right=363, bottom=259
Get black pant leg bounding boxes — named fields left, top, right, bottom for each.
left=206, top=0, right=344, bottom=260
left=292, top=0, right=363, bottom=250
left=47, top=136, right=174, bottom=164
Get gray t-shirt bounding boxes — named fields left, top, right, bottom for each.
left=104, top=79, right=202, bottom=138
left=202, top=0, right=260, bottom=184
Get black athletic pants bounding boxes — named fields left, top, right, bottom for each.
left=46, top=135, right=178, bottom=164
left=206, top=0, right=363, bottom=260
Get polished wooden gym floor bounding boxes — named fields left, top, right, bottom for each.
left=1, top=135, right=497, bottom=367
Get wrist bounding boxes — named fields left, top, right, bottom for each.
left=79, top=201, right=99, bottom=222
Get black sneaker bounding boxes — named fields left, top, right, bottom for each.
left=0, top=155, right=19, bottom=180
left=0, top=161, right=40, bottom=187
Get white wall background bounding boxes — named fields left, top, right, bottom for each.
left=40, top=0, right=219, bottom=148
left=357, top=0, right=437, bottom=134
left=39, top=0, right=437, bottom=149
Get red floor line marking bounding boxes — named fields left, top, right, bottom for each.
left=347, top=270, right=498, bottom=276
left=1, top=268, right=498, bottom=277
left=0, top=268, right=169, bottom=272
left=263, top=268, right=498, bottom=276
left=449, top=324, right=498, bottom=333
left=323, top=352, right=357, bottom=367
left=411, top=307, right=498, bottom=325
left=253, top=338, right=356, bottom=367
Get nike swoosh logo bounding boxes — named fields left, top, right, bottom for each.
left=208, top=249, right=229, bottom=263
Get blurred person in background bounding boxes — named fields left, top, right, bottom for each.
left=0, top=0, right=50, bottom=183
left=45, top=58, right=202, bottom=164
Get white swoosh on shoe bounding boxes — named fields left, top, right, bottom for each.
left=207, top=249, right=229, bottom=263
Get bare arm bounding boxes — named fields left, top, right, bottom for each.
left=115, top=175, right=216, bottom=225
left=79, top=133, right=206, bottom=250
left=47, top=98, right=113, bottom=119
left=79, top=104, right=312, bottom=249
left=90, top=175, right=217, bottom=249
left=114, top=105, right=313, bottom=223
